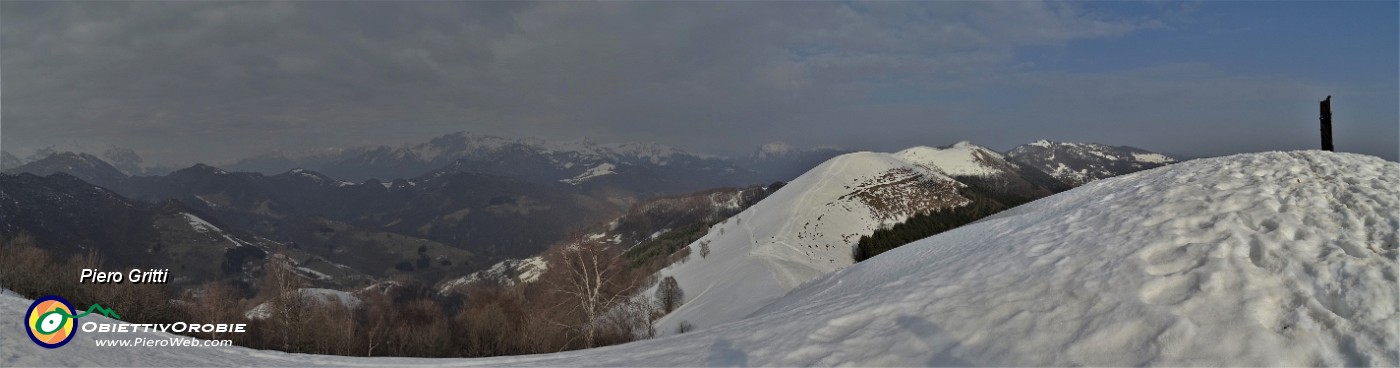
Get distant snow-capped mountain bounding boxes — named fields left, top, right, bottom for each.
left=1006, top=140, right=1177, bottom=186
left=220, top=133, right=865, bottom=196
left=752, top=141, right=798, bottom=160
left=0, top=151, right=21, bottom=171
left=742, top=141, right=851, bottom=182
left=329, top=132, right=734, bottom=182
left=2, top=152, right=129, bottom=189
left=228, top=132, right=765, bottom=195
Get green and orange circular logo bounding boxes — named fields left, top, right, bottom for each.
left=26, top=295, right=78, bottom=349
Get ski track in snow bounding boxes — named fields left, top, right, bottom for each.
left=2, top=150, right=1396, bottom=367
left=763, top=154, right=848, bottom=287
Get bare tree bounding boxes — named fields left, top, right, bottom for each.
left=259, top=254, right=308, bottom=352
left=186, top=281, right=239, bottom=340
left=542, top=237, right=636, bottom=348
left=0, top=235, right=55, bottom=298
left=655, top=276, right=684, bottom=314
left=597, top=294, right=658, bottom=341
left=358, top=291, right=393, bottom=357
left=698, top=240, right=711, bottom=258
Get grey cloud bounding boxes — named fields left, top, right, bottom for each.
left=10, top=1, right=1373, bottom=167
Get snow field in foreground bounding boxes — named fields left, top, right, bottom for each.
left=758, top=150, right=1398, bottom=366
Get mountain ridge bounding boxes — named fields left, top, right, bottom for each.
left=1006, top=140, right=1177, bottom=186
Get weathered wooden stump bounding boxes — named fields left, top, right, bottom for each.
left=1320, top=96, right=1333, bottom=151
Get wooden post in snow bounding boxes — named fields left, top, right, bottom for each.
left=1320, top=96, right=1333, bottom=151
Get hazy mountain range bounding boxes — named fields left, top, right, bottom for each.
left=1, top=133, right=1175, bottom=292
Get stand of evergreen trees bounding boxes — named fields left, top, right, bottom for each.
left=854, top=186, right=1037, bottom=262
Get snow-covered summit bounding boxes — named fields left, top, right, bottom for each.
left=179, top=163, right=230, bottom=176
left=650, top=150, right=971, bottom=334
left=284, top=168, right=334, bottom=184
left=555, top=140, right=703, bottom=166
left=2, top=151, right=130, bottom=187
left=306, top=131, right=755, bottom=191
left=753, top=141, right=797, bottom=159
left=895, top=141, right=1012, bottom=177
left=406, top=132, right=704, bottom=168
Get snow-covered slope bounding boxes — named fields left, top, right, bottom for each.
left=650, top=151, right=969, bottom=334
left=895, top=141, right=1014, bottom=177
left=177, top=212, right=256, bottom=248
left=3, top=150, right=1395, bottom=366
left=437, top=256, right=548, bottom=294
left=560, top=163, right=617, bottom=185
left=752, top=150, right=1398, bottom=366
left=647, top=142, right=1076, bottom=335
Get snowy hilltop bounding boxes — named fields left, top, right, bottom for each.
left=649, top=150, right=971, bottom=334
left=648, top=141, right=1076, bottom=335
left=3, top=150, right=1395, bottom=366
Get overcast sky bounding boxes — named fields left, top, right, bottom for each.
left=2, top=1, right=1396, bottom=165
